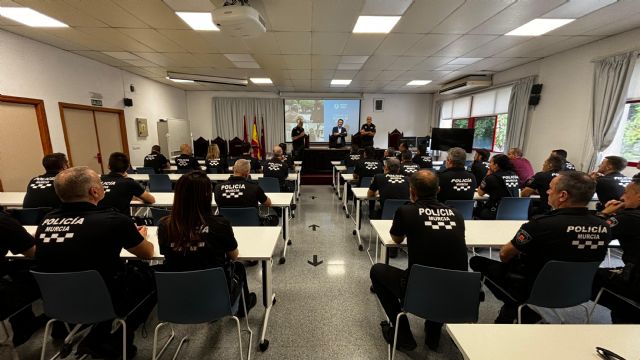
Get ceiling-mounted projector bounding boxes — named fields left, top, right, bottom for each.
left=213, top=3, right=266, bottom=38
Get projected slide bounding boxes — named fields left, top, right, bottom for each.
left=284, top=99, right=361, bottom=142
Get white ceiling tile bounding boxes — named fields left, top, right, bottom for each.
left=118, top=28, right=184, bottom=52
left=361, top=55, right=399, bottom=70
left=393, top=0, right=465, bottom=33
left=275, top=32, right=311, bottom=54
left=198, top=32, right=250, bottom=53
left=233, top=61, right=261, bottom=69
left=491, top=57, right=540, bottom=72
left=534, top=35, right=604, bottom=58
left=461, top=57, right=513, bottom=72
left=337, top=63, right=363, bottom=70
left=333, top=70, right=358, bottom=78
left=42, top=28, right=121, bottom=51
left=242, top=33, right=281, bottom=54
left=411, top=57, right=455, bottom=70
left=75, top=27, right=154, bottom=52
left=403, top=34, right=461, bottom=56
left=582, top=14, right=640, bottom=36
left=72, top=50, right=132, bottom=66
left=462, top=36, right=531, bottom=58
left=433, top=35, right=498, bottom=57
left=494, top=36, right=569, bottom=58
left=376, top=70, right=404, bottom=81
left=311, top=69, right=336, bottom=80
left=449, top=57, right=484, bottom=65
left=435, top=64, right=465, bottom=71
left=263, top=0, right=312, bottom=31
left=361, top=0, right=413, bottom=16
left=253, top=54, right=286, bottom=69
left=13, top=0, right=108, bottom=27
left=61, top=0, right=149, bottom=28
left=388, top=57, right=426, bottom=70
left=469, top=0, right=567, bottom=35
left=341, top=55, right=370, bottom=64
left=291, top=79, right=311, bottom=88
left=311, top=0, right=363, bottom=32
left=549, top=0, right=640, bottom=35
left=311, top=55, right=340, bottom=69
left=353, top=70, right=382, bottom=81
left=311, top=32, right=349, bottom=55
left=157, top=29, right=219, bottom=53
left=283, top=55, right=311, bottom=69
left=431, top=0, right=516, bottom=34
left=543, top=0, right=617, bottom=18
left=134, top=52, right=172, bottom=67
left=191, top=53, right=235, bottom=67
left=111, top=0, right=189, bottom=29
left=286, top=70, right=311, bottom=79
left=395, top=70, right=439, bottom=81
left=224, top=54, right=255, bottom=62
left=341, top=34, right=385, bottom=55
left=121, top=58, right=159, bottom=67
left=374, top=33, right=423, bottom=55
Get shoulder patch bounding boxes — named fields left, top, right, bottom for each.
left=606, top=216, right=619, bottom=228
left=514, top=228, right=533, bottom=245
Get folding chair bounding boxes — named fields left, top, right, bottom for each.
left=258, top=177, right=280, bottom=193
left=496, top=197, right=531, bottom=220
left=135, top=167, right=155, bottom=174
left=152, top=268, right=252, bottom=360
left=150, top=208, right=171, bottom=225
left=591, top=286, right=640, bottom=319
left=10, top=207, right=52, bottom=225
left=444, top=200, right=474, bottom=220
left=218, top=207, right=261, bottom=226
left=149, top=174, right=172, bottom=193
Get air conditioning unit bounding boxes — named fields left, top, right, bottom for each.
left=212, top=5, right=266, bottom=38
left=439, top=75, right=492, bottom=95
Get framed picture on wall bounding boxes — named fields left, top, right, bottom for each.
left=374, top=98, right=384, bottom=112
left=136, top=118, right=148, bottom=137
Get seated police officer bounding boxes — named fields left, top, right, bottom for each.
left=470, top=171, right=611, bottom=323
left=99, top=152, right=155, bottom=215
left=590, top=155, right=632, bottom=208
left=551, top=149, right=576, bottom=171
left=437, top=147, right=477, bottom=203
left=175, top=143, right=201, bottom=172
left=205, top=144, right=227, bottom=174
left=395, top=142, right=409, bottom=161
left=35, top=166, right=156, bottom=358
left=353, top=146, right=384, bottom=187
left=23, top=153, right=69, bottom=209
left=370, top=170, right=468, bottom=351
left=412, top=144, right=433, bottom=169
left=521, top=154, right=563, bottom=215
left=475, top=154, right=520, bottom=220
left=239, top=143, right=262, bottom=173
left=344, top=144, right=362, bottom=169
left=593, top=178, right=640, bottom=323
left=399, top=151, right=419, bottom=176
left=263, top=145, right=290, bottom=191
left=368, top=158, right=409, bottom=218
left=214, top=159, right=272, bottom=209
left=143, top=145, right=169, bottom=173
left=471, top=149, right=490, bottom=182
left=1, top=212, right=40, bottom=346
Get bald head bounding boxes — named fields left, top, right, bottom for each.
left=409, top=170, right=439, bottom=200
left=233, top=159, right=251, bottom=177
left=273, top=145, right=283, bottom=157
left=54, top=166, right=103, bottom=204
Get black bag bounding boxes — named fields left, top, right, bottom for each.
left=260, top=214, right=279, bottom=226
left=224, top=262, right=243, bottom=302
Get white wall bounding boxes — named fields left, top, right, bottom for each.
left=187, top=91, right=432, bottom=149
left=491, top=27, right=640, bottom=172
left=0, top=29, right=187, bottom=166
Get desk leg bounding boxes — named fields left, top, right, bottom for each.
left=354, top=199, right=363, bottom=251
left=336, top=171, right=341, bottom=199
left=332, top=166, right=336, bottom=189
left=381, top=245, right=388, bottom=265
left=296, top=172, right=301, bottom=200
left=259, top=259, right=275, bottom=351
left=343, top=183, right=349, bottom=215
left=279, top=206, right=290, bottom=264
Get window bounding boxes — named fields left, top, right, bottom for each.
left=604, top=100, right=640, bottom=165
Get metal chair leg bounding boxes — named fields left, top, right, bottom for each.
left=390, top=313, right=403, bottom=360
left=40, top=319, right=55, bottom=360
left=152, top=322, right=175, bottom=360
left=590, top=287, right=604, bottom=319
left=232, top=316, right=243, bottom=360
left=580, top=304, right=591, bottom=324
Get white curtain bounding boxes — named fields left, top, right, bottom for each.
left=429, top=100, right=443, bottom=134
left=212, top=97, right=284, bottom=154
left=585, top=51, right=638, bottom=170
left=505, top=75, right=536, bottom=151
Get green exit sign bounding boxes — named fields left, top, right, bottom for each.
left=91, top=99, right=103, bottom=107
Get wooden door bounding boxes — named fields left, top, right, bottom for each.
left=61, top=108, right=102, bottom=173
left=95, top=111, right=127, bottom=169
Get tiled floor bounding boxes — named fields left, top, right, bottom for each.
left=4, top=185, right=615, bottom=359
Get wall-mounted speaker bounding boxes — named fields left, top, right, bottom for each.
left=529, top=83, right=543, bottom=105
left=374, top=98, right=384, bottom=112
left=124, top=98, right=133, bottom=107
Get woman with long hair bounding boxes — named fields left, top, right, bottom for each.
left=157, top=171, right=256, bottom=315
left=205, top=144, right=226, bottom=174
left=475, top=154, right=520, bottom=219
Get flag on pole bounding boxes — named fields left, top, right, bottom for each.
left=260, top=116, right=266, bottom=159
left=243, top=115, right=248, bottom=143
left=251, top=116, right=261, bottom=159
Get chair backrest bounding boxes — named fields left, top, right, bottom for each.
left=11, top=207, right=52, bottom=225
left=207, top=167, right=219, bottom=174
left=527, top=261, right=601, bottom=309
left=176, top=168, right=192, bottom=174
left=218, top=207, right=260, bottom=226
left=149, top=174, right=173, bottom=192
left=388, top=129, right=403, bottom=150
left=31, top=270, right=117, bottom=324
left=228, top=137, right=244, bottom=157
left=346, top=166, right=354, bottom=174
left=135, top=167, right=155, bottom=174
left=155, top=268, right=233, bottom=324
left=496, top=197, right=531, bottom=220
left=212, top=137, right=228, bottom=157
left=259, top=177, right=280, bottom=193
left=150, top=207, right=171, bottom=225
left=359, top=176, right=373, bottom=188
left=404, top=265, right=481, bottom=323
left=381, top=199, right=406, bottom=220
left=445, top=200, right=474, bottom=220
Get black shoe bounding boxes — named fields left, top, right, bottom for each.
left=424, top=321, right=442, bottom=351
left=380, top=321, right=417, bottom=352
left=519, top=306, right=542, bottom=324
left=479, top=290, right=485, bottom=302
left=494, top=305, right=516, bottom=324
left=236, top=292, right=257, bottom=318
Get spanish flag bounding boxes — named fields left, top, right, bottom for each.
left=251, top=116, right=261, bottom=159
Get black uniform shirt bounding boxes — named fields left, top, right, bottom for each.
left=34, top=202, right=143, bottom=280
left=605, top=208, right=640, bottom=265
left=205, top=158, right=227, bottom=173
left=158, top=215, right=237, bottom=271
left=1, top=212, right=35, bottom=275
left=291, top=127, right=305, bottom=149
left=239, top=155, right=261, bottom=173
left=480, top=170, right=520, bottom=209
left=369, top=173, right=409, bottom=210
left=511, top=207, right=610, bottom=280
left=412, top=154, right=432, bottom=169
left=263, top=158, right=290, bottom=187
left=634, top=172, right=639, bottom=179
left=400, top=162, right=420, bottom=177
left=354, top=159, right=384, bottom=186
left=437, top=167, right=477, bottom=203
left=344, top=153, right=361, bottom=168
left=23, top=171, right=61, bottom=209
left=214, top=176, right=268, bottom=208
left=98, top=172, right=145, bottom=215
left=596, top=172, right=631, bottom=205
left=561, top=161, right=576, bottom=171
left=143, top=152, right=168, bottom=173
left=360, top=123, right=376, bottom=145
left=524, top=170, right=559, bottom=211
left=471, top=161, right=489, bottom=182
left=175, top=154, right=201, bottom=171
left=390, top=198, right=468, bottom=275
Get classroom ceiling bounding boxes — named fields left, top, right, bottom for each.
left=2, top=0, right=640, bottom=94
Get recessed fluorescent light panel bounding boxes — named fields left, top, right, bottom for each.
left=167, top=72, right=248, bottom=86
left=352, top=16, right=401, bottom=33
left=331, top=79, right=352, bottom=87
left=0, top=7, right=68, bottom=27
left=406, top=80, right=431, bottom=86
left=166, top=77, right=194, bottom=83
left=506, top=18, right=574, bottom=36
left=176, top=12, right=219, bottom=31
left=250, top=78, right=272, bottom=85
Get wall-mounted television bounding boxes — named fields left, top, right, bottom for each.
left=430, top=128, right=475, bottom=153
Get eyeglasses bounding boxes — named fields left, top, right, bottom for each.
left=596, top=347, right=626, bottom=360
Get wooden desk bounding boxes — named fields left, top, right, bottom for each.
left=0, top=192, right=25, bottom=207
left=340, top=173, right=355, bottom=214
left=446, top=324, right=640, bottom=360
left=351, top=187, right=377, bottom=251
left=333, top=164, right=347, bottom=198
left=128, top=173, right=297, bottom=182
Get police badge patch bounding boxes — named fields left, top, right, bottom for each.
left=514, top=228, right=532, bottom=245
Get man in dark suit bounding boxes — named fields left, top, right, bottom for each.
left=332, top=119, right=348, bottom=148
